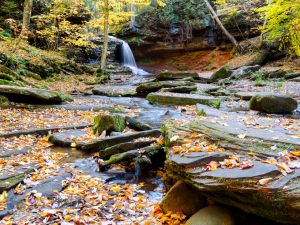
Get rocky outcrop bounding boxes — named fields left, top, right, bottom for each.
left=162, top=111, right=300, bottom=224
left=249, top=94, right=298, bottom=114
left=147, top=92, right=221, bottom=107
left=0, top=85, right=72, bottom=104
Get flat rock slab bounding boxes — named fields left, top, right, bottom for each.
left=49, top=130, right=88, bottom=147
left=156, top=72, right=199, bottom=81
left=0, top=85, right=71, bottom=104
left=92, top=85, right=137, bottom=97
left=195, top=83, right=220, bottom=94
left=136, top=80, right=195, bottom=95
left=163, top=114, right=300, bottom=224
left=147, top=92, right=220, bottom=106
left=234, top=92, right=273, bottom=100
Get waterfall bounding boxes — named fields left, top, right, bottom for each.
left=121, top=41, right=137, bottom=68
left=109, top=36, right=149, bottom=76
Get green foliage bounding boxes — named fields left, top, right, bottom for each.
left=259, top=0, right=300, bottom=56
left=127, top=37, right=143, bottom=45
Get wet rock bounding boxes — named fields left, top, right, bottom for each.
left=186, top=206, right=234, bottom=225
left=49, top=129, right=88, bottom=147
left=210, top=66, right=233, bottom=82
left=234, top=92, right=273, bottom=101
left=156, top=71, right=199, bottom=81
left=136, top=80, right=194, bottom=96
left=160, top=181, right=206, bottom=217
left=125, top=116, right=153, bottom=131
left=93, top=114, right=126, bottom=135
left=92, top=85, right=137, bottom=97
left=249, top=94, right=298, bottom=113
left=0, top=95, right=9, bottom=107
left=0, top=85, right=72, bottom=104
left=147, top=92, right=221, bottom=108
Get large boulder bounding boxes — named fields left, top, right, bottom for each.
left=136, top=80, right=194, bottom=96
left=93, top=114, right=126, bottom=135
left=160, top=181, right=206, bottom=217
left=0, top=85, right=72, bottom=104
left=210, top=66, right=233, bottom=82
left=234, top=92, right=273, bottom=101
left=156, top=71, right=199, bottom=81
left=249, top=94, right=298, bottom=113
left=186, top=206, right=234, bottom=225
left=147, top=92, right=221, bottom=108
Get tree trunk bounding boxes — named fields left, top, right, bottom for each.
left=21, top=0, right=33, bottom=38
left=203, top=0, right=240, bottom=50
left=100, top=0, right=109, bottom=70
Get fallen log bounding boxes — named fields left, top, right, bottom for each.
left=0, top=123, right=92, bottom=138
left=99, top=140, right=156, bottom=159
left=79, top=129, right=161, bottom=151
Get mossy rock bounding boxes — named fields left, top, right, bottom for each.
left=0, top=95, right=9, bottom=106
left=93, top=114, right=126, bottom=135
left=210, top=66, right=233, bottom=82
left=0, top=72, right=15, bottom=81
left=0, top=79, right=22, bottom=86
left=25, top=71, right=42, bottom=80
left=249, top=94, right=298, bottom=114
left=0, top=65, right=18, bottom=78
left=137, top=80, right=195, bottom=96
left=147, top=92, right=221, bottom=108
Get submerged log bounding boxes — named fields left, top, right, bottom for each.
left=162, top=117, right=300, bottom=224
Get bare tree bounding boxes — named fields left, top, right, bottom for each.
left=203, top=0, right=240, bottom=50
left=100, top=0, right=109, bottom=70
left=21, top=0, right=33, bottom=38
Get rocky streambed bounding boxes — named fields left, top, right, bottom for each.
left=0, top=62, right=300, bottom=224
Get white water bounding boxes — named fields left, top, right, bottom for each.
left=109, top=36, right=149, bottom=76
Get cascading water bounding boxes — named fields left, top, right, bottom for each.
left=109, top=36, right=149, bottom=75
